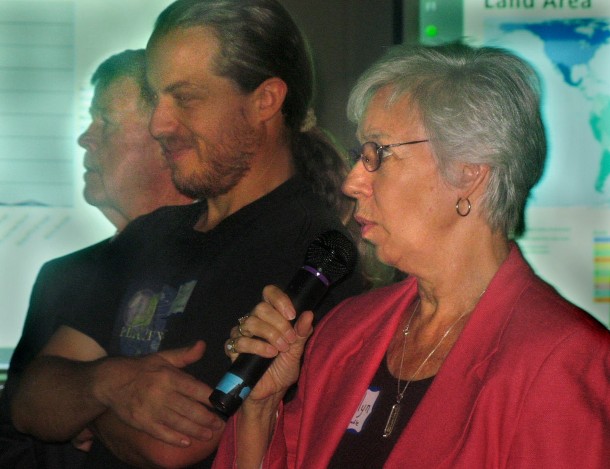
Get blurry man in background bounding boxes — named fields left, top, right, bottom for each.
left=79, top=49, right=193, bottom=232
left=0, top=48, right=193, bottom=468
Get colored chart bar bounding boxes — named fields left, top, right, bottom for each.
left=594, top=237, right=610, bottom=303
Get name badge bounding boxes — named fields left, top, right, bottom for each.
left=347, top=387, right=380, bottom=433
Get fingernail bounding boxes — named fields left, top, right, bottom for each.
left=285, top=329, right=297, bottom=343
left=275, top=337, right=288, bottom=351
left=181, top=439, right=191, bottom=447
left=283, top=306, right=296, bottom=321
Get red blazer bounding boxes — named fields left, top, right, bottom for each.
left=215, top=245, right=610, bottom=468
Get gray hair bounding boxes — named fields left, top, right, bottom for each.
left=347, top=42, right=547, bottom=238
left=91, top=49, right=149, bottom=105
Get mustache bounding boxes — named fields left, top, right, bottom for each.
left=156, top=135, right=197, bottom=154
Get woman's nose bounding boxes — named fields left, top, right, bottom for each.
left=342, top=161, right=373, bottom=199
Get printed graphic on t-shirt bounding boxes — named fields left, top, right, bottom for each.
left=119, top=280, right=197, bottom=356
left=347, top=386, right=380, bottom=433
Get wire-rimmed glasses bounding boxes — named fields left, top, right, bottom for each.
left=349, top=139, right=429, bottom=172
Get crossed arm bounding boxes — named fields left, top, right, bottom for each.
left=11, top=325, right=225, bottom=468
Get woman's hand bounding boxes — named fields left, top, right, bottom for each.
left=225, top=284, right=314, bottom=406
left=223, top=285, right=315, bottom=469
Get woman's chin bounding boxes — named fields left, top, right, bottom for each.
left=374, top=246, right=396, bottom=269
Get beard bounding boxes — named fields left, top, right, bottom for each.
left=171, top=146, right=253, bottom=200
left=166, top=114, right=261, bottom=200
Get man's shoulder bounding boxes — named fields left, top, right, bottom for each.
left=249, top=179, right=344, bottom=238
left=118, top=202, right=204, bottom=242
left=131, top=202, right=203, bottom=227
left=39, top=238, right=112, bottom=277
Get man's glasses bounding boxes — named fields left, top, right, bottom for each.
left=349, top=139, right=429, bottom=172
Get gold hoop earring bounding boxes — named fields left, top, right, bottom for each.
left=456, top=197, right=471, bottom=217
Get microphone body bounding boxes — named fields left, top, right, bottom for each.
left=209, top=230, right=356, bottom=417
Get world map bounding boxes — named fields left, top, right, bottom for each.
left=486, top=18, right=610, bottom=207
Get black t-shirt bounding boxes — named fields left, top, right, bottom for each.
left=0, top=240, right=112, bottom=469
left=328, top=359, right=434, bottom=468
left=60, top=177, right=365, bottom=468
left=2, top=239, right=112, bottom=421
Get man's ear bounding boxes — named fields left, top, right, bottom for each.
left=251, top=77, right=288, bottom=122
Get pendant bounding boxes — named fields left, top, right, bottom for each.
left=382, top=402, right=401, bottom=438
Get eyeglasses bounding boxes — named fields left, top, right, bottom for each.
left=349, top=139, right=429, bottom=172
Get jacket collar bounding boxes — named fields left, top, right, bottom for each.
left=388, top=243, right=535, bottom=466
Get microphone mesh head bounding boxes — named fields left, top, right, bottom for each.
left=305, top=230, right=357, bottom=284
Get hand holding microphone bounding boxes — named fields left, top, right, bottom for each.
left=222, top=285, right=314, bottom=409
left=210, top=230, right=357, bottom=417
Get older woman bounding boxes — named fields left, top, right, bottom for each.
left=213, top=42, right=610, bottom=468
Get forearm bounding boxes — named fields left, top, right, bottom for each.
left=235, top=394, right=284, bottom=469
left=11, top=355, right=107, bottom=441
left=92, top=410, right=224, bottom=469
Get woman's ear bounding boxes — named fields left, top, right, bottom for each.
left=459, top=163, right=490, bottom=199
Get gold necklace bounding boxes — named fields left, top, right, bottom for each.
left=382, top=298, right=472, bottom=438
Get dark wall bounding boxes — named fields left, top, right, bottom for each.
left=281, top=0, right=400, bottom=149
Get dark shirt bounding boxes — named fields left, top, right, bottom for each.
left=61, top=177, right=365, bottom=468
left=0, top=240, right=112, bottom=469
left=329, top=359, right=434, bottom=468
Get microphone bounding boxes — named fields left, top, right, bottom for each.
left=209, top=229, right=357, bottom=417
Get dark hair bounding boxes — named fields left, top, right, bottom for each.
left=149, top=0, right=311, bottom=133
left=148, top=0, right=392, bottom=286
left=90, top=49, right=148, bottom=104
left=149, top=1, right=354, bottom=221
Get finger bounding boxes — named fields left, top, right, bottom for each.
left=132, top=386, right=223, bottom=446
left=262, top=284, right=296, bottom=320
left=160, top=376, right=222, bottom=427
left=158, top=340, right=206, bottom=369
left=72, top=439, right=93, bottom=452
left=237, top=316, right=253, bottom=338
left=294, top=310, right=315, bottom=340
left=174, top=370, right=217, bottom=408
left=250, top=299, right=296, bottom=335
left=229, top=326, right=240, bottom=339
left=239, top=312, right=297, bottom=352
left=106, top=400, right=194, bottom=448
left=140, top=418, right=196, bottom=447
left=225, top=337, right=239, bottom=357
left=160, top=399, right=224, bottom=443
left=229, top=335, right=279, bottom=358
left=71, top=428, right=94, bottom=451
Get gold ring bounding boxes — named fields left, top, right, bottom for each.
left=237, top=316, right=253, bottom=337
left=226, top=338, right=238, bottom=354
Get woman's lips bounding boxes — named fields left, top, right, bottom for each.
left=355, top=215, right=375, bottom=238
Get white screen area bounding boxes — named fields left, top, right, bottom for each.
left=0, top=0, right=174, bottom=367
left=417, top=0, right=610, bottom=328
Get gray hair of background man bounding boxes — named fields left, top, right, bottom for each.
left=347, top=42, right=547, bottom=238
left=90, top=49, right=149, bottom=103
left=147, top=0, right=353, bottom=223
